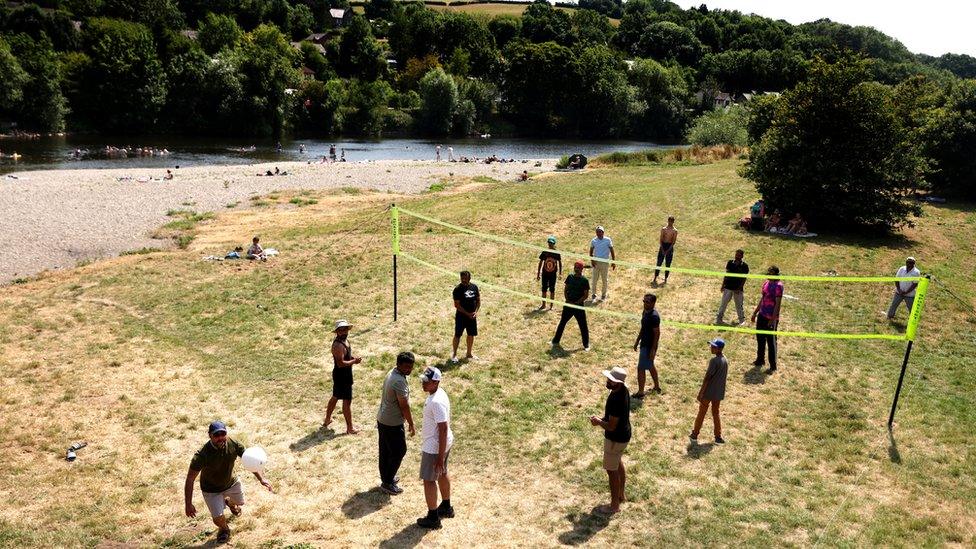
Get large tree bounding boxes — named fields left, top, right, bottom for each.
left=0, top=37, right=27, bottom=108
left=743, top=57, right=924, bottom=232
left=229, top=23, right=300, bottom=136
left=5, top=34, right=67, bottom=131
left=922, top=79, right=976, bottom=198
left=417, top=67, right=458, bottom=135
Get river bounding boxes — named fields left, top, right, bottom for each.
left=0, top=135, right=676, bottom=174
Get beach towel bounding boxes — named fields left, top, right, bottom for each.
left=264, top=248, right=279, bottom=256
left=770, top=228, right=818, bottom=238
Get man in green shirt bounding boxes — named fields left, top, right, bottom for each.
left=184, top=421, right=274, bottom=544
left=551, top=261, right=590, bottom=351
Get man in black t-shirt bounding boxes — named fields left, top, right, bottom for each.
left=590, top=367, right=631, bottom=515
left=451, top=270, right=481, bottom=364
left=536, top=236, right=562, bottom=310
left=552, top=261, right=590, bottom=351
left=716, top=249, right=749, bottom=325
left=632, top=294, right=661, bottom=398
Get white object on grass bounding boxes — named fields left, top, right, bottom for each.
left=241, top=446, right=268, bottom=473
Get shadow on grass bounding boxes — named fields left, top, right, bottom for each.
left=378, top=522, right=429, bottom=549
left=548, top=344, right=584, bottom=358
left=184, top=529, right=223, bottom=548
left=522, top=306, right=551, bottom=319
left=557, top=506, right=613, bottom=546
left=342, top=487, right=392, bottom=519
left=888, top=430, right=901, bottom=464
left=685, top=441, right=714, bottom=459
left=629, top=396, right=645, bottom=412
left=288, top=425, right=337, bottom=452
left=742, top=226, right=918, bottom=250
left=742, top=365, right=766, bottom=385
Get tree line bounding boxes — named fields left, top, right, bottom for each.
left=0, top=0, right=974, bottom=147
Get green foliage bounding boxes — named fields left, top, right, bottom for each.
left=364, top=0, right=402, bottom=22
left=745, top=94, right=780, bottom=145
left=2, top=4, right=80, bottom=51
left=288, top=4, right=315, bottom=41
left=229, top=23, right=300, bottom=136
left=570, top=9, right=615, bottom=46
left=578, top=0, right=622, bottom=19
left=163, top=48, right=243, bottom=133
left=634, top=21, right=703, bottom=65
left=574, top=45, right=631, bottom=137
left=4, top=34, right=67, bottom=132
left=417, top=67, right=457, bottom=135
left=343, top=78, right=392, bottom=136
left=919, top=52, right=976, bottom=80
left=0, top=37, right=27, bottom=107
left=299, top=42, right=333, bottom=81
left=294, top=77, right=346, bottom=134
left=337, top=14, right=384, bottom=80
left=501, top=40, right=576, bottom=134
left=487, top=16, right=520, bottom=49
left=198, top=12, right=242, bottom=55
left=743, top=57, right=924, bottom=232
left=628, top=57, right=690, bottom=139
left=922, top=80, right=976, bottom=198
left=101, top=0, right=184, bottom=31
left=686, top=104, right=748, bottom=147
left=521, top=1, right=572, bottom=45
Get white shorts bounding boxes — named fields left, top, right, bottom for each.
left=202, top=480, right=244, bottom=518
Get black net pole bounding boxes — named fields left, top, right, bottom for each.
left=887, top=340, right=914, bottom=431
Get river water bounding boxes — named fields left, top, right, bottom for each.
left=0, top=135, right=676, bottom=174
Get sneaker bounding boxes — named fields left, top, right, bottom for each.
left=380, top=482, right=402, bottom=495
left=216, top=529, right=231, bottom=543
left=689, top=432, right=698, bottom=442
left=437, top=504, right=455, bottom=518
left=449, top=356, right=459, bottom=364
left=583, top=346, right=591, bottom=352
left=416, top=515, right=442, bottom=529
left=715, top=436, right=726, bottom=444
left=465, top=355, right=478, bottom=361
left=752, top=359, right=764, bottom=367
left=631, top=392, right=645, bottom=399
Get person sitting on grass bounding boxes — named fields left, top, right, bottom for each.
left=184, top=421, right=274, bottom=544
left=246, top=237, right=266, bottom=261
left=519, top=170, right=529, bottom=181
left=690, top=339, right=728, bottom=445
left=764, top=210, right=782, bottom=232
left=785, top=212, right=805, bottom=234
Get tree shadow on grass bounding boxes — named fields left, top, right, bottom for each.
left=743, top=226, right=918, bottom=250
left=378, top=523, right=430, bottom=549
left=342, top=487, right=392, bottom=519
left=557, top=505, right=612, bottom=546
left=288, top=425, right=337, bottom=452
left=742, top=365, right=766, bottom=385
left=887, top=430, right=901, bottom=464
left=685, top=441, right=714, bottom=459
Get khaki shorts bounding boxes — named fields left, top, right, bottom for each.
left=202, top=480, right=244, bottom=519
left=603, top=439, right=628, bottom=471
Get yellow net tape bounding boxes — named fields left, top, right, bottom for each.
left=392, top=207, right=928, bottom=341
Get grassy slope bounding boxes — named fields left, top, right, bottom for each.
left=0, top=161, right=974, bottom=547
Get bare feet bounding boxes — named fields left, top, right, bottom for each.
left=596, top=504, right=620, bottom=515
left=345, top=427, right=360, bottom=435
left=323, top=417, right=332, bottom=428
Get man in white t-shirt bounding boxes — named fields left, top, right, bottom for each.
left=887, top=257, right=921, bottom=320
left=416, top=367, right=455, bottom=529
left=589, top=225, right=616, bottom=301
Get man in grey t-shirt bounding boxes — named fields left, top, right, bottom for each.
left=376, top=352, right=416, bottom=495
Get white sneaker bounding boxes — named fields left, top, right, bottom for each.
left=450, top=357, right=459, bottom=364
left=583, top=346, right=591, bottom=352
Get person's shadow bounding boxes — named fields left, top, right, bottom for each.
left=288, top=425, right=337, bottom=452
left=557, top=505, right=612, bottom=545
left=378, top=523, right=429, bottom=549
left=548, top=344, right=582, bottom=358
left=341, top=487, right=392, bottom=519
left=629, top=397, right=645, bottom=412
left=742, top=364, right=766, bottom=385
left=685, top=441, right=714, bottom=459
left=887, top=430, right=902, bottom=464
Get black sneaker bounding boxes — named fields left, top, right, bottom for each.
left=752, top=359, right=765, bottom=367
left=767, top=366, right=777, bottom=374
left=437, top=504, right=455, bottom=518
left=689, top=432, right=698, bottom=443
left=216, top=529, right=230, bottom=543
left=417, top=515, right=442, bottom=529
left=380, top=482, right=402, bottom=495
left=715, top=436, right=726, bottom=444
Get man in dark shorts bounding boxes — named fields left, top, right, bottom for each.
left=652, top=216, right=678, bottom=285
left=536, top=236, right=562, bottom=310
left=451, top=271, right=480, bottom=364
left=590, top=367, right=631, bottom=514
left=376, top=352, right=416, bottom=495
left=716, top=249, right=749, bottom=325
left=552, top=261, right=590, bottom=351
left=325, top=319, right=362, bottom=434
left=184, top=421, right=274, bottom=544
left=632, top=293, right=661, bottom=398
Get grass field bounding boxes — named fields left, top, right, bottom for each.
left=1, top=160, right=974, bottom=547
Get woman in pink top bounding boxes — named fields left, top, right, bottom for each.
left=751, top=266, right=783, bottom=373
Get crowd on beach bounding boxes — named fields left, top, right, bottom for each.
left=182, top=213, right=923, bottom=543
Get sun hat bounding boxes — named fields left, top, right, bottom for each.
left=547, top=236, right=556, bottom=244
left=334, top=319, right=352, bottom=331
left=208, top=421, right=227, bottom=435
left=420, top=367, right=442, bottom=383
left=602, top=366, right=627, bottom=385
left=709, top=338, right=726, bottom=349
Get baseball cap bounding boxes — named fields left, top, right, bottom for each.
left=334, top=319, right=352, bottom=331
left=602, top=366, right=627, bottom=385
left=596, top=225, right=605, bottom=232
left=906, top=256, right=916, bottom=263
left=547, top=236, right=556, bottom=244
left=420, top=367, right=442, bottom=383
left=208, top=421, right=227, bottom=435
left=574, top=260, right=585, bottom=269
left=708, top=338, right=726, bottom=349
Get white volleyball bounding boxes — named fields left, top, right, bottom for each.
left=241, top=446, right=268, bottom=473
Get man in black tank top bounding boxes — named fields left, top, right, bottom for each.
left=325, top=320, right=362, bottom=434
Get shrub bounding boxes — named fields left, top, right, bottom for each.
left=686, top=104, right=749, bottom=147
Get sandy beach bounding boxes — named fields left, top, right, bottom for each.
left=0, top=159, right=555, bottom=283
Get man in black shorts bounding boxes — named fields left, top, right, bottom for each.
left=325, top=319, right=362, bottom=434
left=536, top=236, right=562, bottom=310
left=451, top=271, right=480, bottom=364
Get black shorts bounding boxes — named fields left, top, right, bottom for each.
left=454, top=313, right=478, bottom=338
left=332, top=368, right=353, bottom=400
left=541, top=273, right=557, bottom=293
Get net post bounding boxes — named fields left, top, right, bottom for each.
left=391, top=204, right=399, bottom=322
left=887, top=275, right=929, bottom=431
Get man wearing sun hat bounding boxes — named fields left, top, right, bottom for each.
left=324, top=319, right=363, bottom=434
left=184, top=421, right=274, bottom=544
left=590, top=366, right=631, bottom=514
left=887, top=256, right=921, bottom=320
left=416, top=367, right=455, bottom=529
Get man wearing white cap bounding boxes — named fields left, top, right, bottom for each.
left=887, top=257, right=920, bottom=320
left=590, top=367, right=631, bottom=514
left=417, top=367, right=455, bottom=529
left=325, top=320, right=363, bottom=434
left=589, top=225, right=615, bottom=301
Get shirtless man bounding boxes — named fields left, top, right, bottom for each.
left=652, top=217, right=678, bottom=285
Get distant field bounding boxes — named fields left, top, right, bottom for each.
left=0, top=160, right=973, bottom=546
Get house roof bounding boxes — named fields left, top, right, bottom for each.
left=330, top=8, right=346, bottom=18
left=304, top=33, right=327, bottom=41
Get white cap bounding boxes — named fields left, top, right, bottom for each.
left=420, top=367, right=442, bottom=383
left=906, top=256, right=916, bottom=263
left=602, top=366, right=627, bottom=385
left=334, top=319, right=352, bottom=331
left=596, top=225, right=605, bottom=232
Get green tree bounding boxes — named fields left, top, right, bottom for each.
left=5, top=34, right=67, bottom=131
left=743, top=57, right=924, bottom=232
left=364, top=0, right=401, bottom=21
left=571, top=9, right=615, bottom=46
left=294, top=77, right=347, bottom=134
left=300, top=41, right=333, bottom=81
left=337, top=14, right=385, bottom=80
left=628, top=57, right=690, bottom=139
left=744, top=93, right=780, bottom=145
left=163, top=48, right=244, bottom=133
left=388, top=5, right=441, bottom=65
left=343, top=78, right=392, bottom=136
left=0, top=36, right=27, bottom=107
left=634, top=21, right=703, bottom=65
left=501, top=40, right=577, bottom=134
left=417, top=67, right=457, bottom=135
left=78, top=18, right=167, bottom=131
left=198, top=12, right=242, bottom=55
left=289, top=4, right=315, bottom=40
left=520, top=1, right=571, bottom=45
left=101, top=0, right=184, bottom=31
left=573, top=45, right=631, bottom=137
left=686, top=104, right=748, bottom=146
left=922, top=80, right=976, bottom=198
left=578, top=0, right=621, bottom=19
left=229, top=23, right=300, bottom=136
left=487, top=16, right=520, bottom=49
